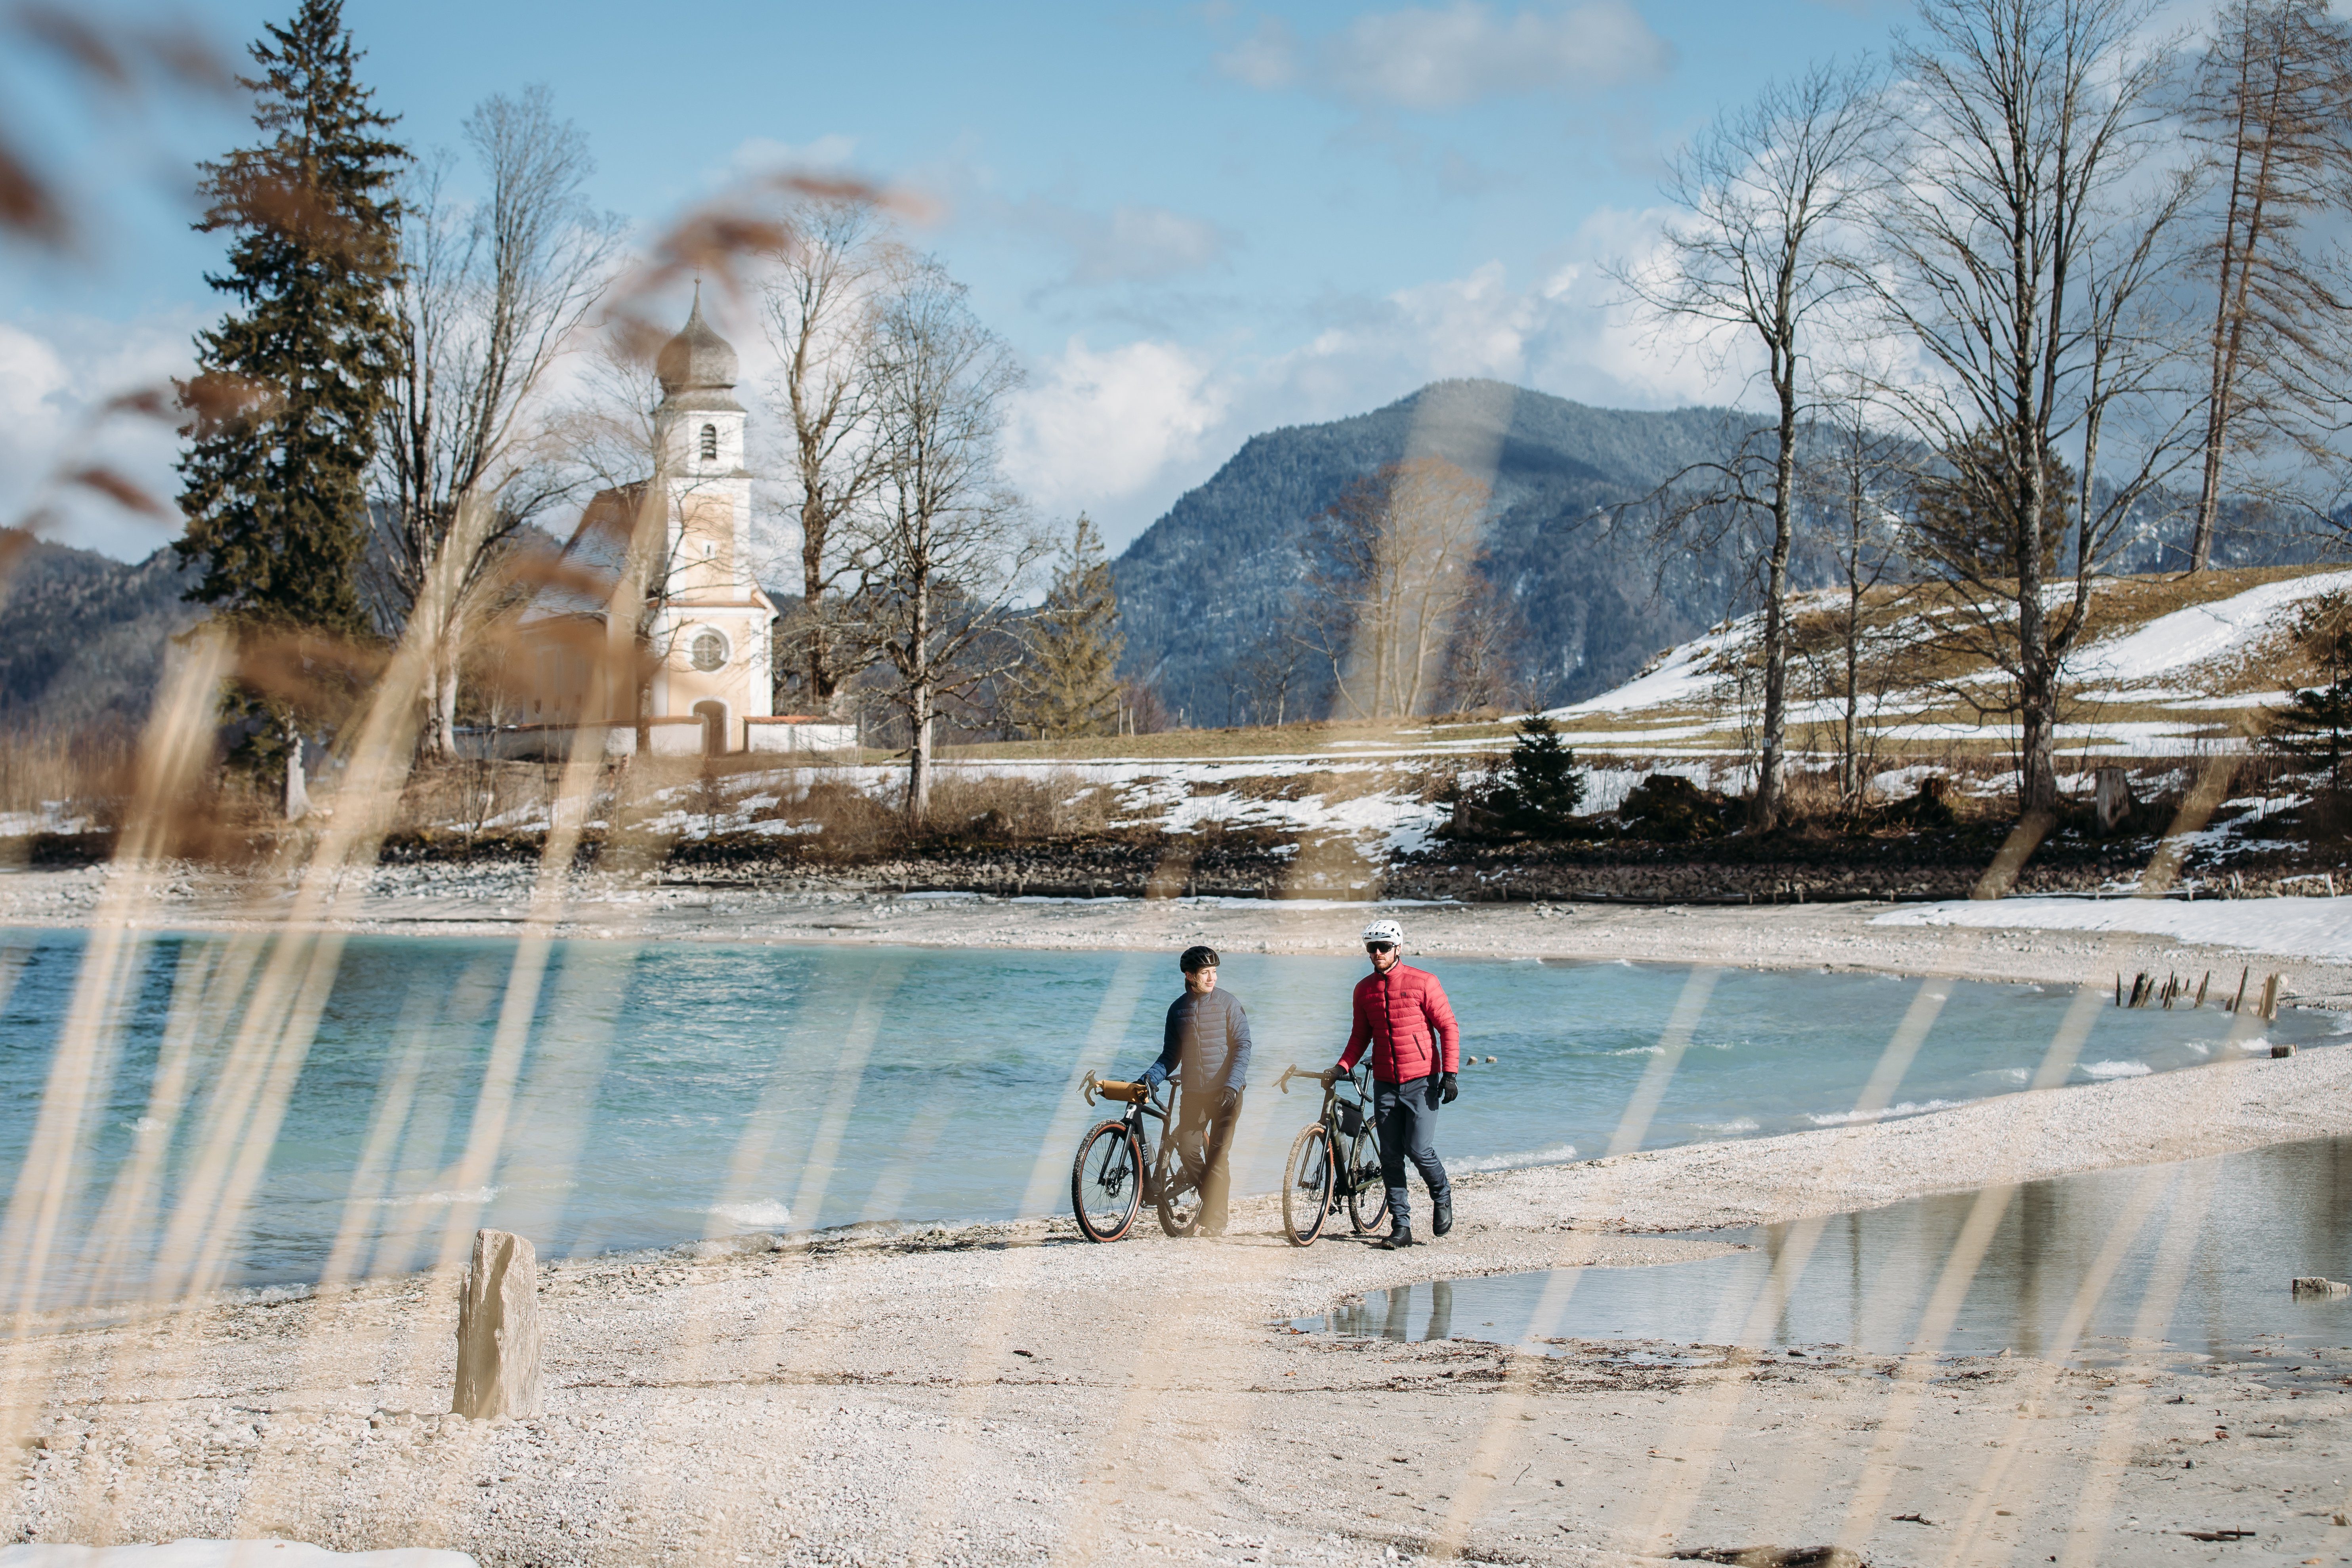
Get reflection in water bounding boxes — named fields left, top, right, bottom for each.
left=1304, top=1134, right=2352, bottom=1366
left=1331, top=1279, right=1456, bottom=1341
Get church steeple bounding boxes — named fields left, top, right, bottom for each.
left=655, top=283, right=744, bottom=411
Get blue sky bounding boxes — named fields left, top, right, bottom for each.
left=0, top=0, right=2075, bottom=560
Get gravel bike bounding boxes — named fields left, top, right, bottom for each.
left=1273, top=1062, right=1388, bottom=1247
left=1070, top=1071, right=1207, bottom=1241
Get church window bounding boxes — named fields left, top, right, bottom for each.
left=690, top=630, right=728, bottom=672
left=699, top=424, right=718, bottom=462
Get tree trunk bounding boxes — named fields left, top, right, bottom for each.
left=1842, top=584, right=1861, bottom=802
left=802, top=493, right=833, bottom=706
left=905, top=573, right=932, bottom=825
left=283, top=716, right=309, bottom=822
left=907, top=683, right=933, bottom=825
left=431, top=613, right=462, bottom=761
left=1754, top=363, right=1799, bottom=830
left=2016, top=457, right=2058, bottom=817
left=2017, top=660, right=2060, bottom=818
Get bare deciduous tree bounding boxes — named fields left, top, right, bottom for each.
left=1867, top=0, right=2198, bottom=817
left=1798, top=382, right=1918, bottom=802
left=758, top=199, right=901, bottom=709
left=372, top=84, right=622, bottom=759
left=1615, top=60, right=1887, bottom=828
left=1302, top=458, right=1490, bottom=721
left=848, top=261, right=1040, bottom=823
left=1440, top=575, right=1535, bottom=715
left=2183, top=0, right=2352, bottom=570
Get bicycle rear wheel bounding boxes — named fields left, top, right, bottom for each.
left=1154, top=1133, right=1202, bottom=1237
left=1281, top=1125, right=1333, bottom=1247
left=1071, top=1120, right=1143, bottom=1242
left=1344, top=1125, right=1389, bottom=1235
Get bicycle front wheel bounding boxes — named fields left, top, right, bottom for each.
left=1281, top=1125, right=1333, bottom=1247
left=1154, top=1134, right=1202, bottom=1237
left=1344, top=1125, right=1389, bottom=1235
left=1071, top=1120, right=1143, bottom=1242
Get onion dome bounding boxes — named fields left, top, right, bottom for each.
left=656, top=284, right=739, bottom=395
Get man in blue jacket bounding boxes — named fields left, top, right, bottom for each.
left=1142, top=945, right=1252, bottom=1236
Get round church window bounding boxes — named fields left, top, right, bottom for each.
left=690, top=630, right=727, bottom=672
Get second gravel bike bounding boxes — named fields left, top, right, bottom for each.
left=1272, top=1062, right=1388, bottom=1246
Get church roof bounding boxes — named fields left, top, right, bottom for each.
left=519, top=485, right=645, bottom=626
left=656, top=285, right=739, bottom=396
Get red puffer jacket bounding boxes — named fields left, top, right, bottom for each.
left=1338, top=963, right=1460, bottom=1084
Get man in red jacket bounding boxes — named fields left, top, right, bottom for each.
left=1324, top=918, right=1458, bottom=1249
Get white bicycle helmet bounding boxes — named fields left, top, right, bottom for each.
left=1361, top=918, right=1405, bottom=947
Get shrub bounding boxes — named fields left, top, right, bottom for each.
left=1487, top=716, right=1588, bottom=838
left=1619, top=773, right=1735, bottom=842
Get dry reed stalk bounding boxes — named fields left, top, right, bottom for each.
left=0, top=626, right=230, bottom=1476
left=1027, top=1005, right=1309, bottom=1568
left=618, top=959, right=925, bottom=1557
left=1422, top=965, right=1722, bottom=1560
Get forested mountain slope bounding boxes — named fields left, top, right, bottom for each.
left=1108, top=379, right=2323, bottom=725
left=0, top=534, right=200, bottom=734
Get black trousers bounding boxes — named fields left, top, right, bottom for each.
left=1177, top=1089, right=1244, bottom=1233
left=1374, top=1075, right=1449, bottom=1231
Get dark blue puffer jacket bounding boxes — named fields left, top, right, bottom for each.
left=1147, top=989, right=1252, bottom=1100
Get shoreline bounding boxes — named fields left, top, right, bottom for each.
left=3, top=863, right=2350, bottom=1008
left=11, top=869, right=2352, bottom=1564
left=11, top=1052, right=2352, bottom=1565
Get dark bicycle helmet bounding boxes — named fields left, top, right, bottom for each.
left=1179, top=944, right=1220, bottom=972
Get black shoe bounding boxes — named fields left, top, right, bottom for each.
left=1432, top=1193, right=1453, bottom=1237
left=1375, top=1228, right=1415, bottom=1250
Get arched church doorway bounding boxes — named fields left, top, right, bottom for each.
left=693, top=701, right=728, bottom=756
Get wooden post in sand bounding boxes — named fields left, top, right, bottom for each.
left=454, top=1228, right=542, bottom=1419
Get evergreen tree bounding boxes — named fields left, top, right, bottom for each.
left=175, top=0, right=404, bottom=642
left=2266, top=594, right=2352, bottom=791
left=1489, top=715, right=1586, bottom=837
left=1012, top=516, right=1123, bottom=740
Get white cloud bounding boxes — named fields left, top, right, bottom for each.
left=1217, top=1, right=1672, bottom=110
left=1213, top=19, right=1300, bottom=90
left=993, top=197, right=1236, bottom=286
left=1023, top=221, right=1773, bottom=552
left=1004, top=337, right=1229, bottom=521
left=0, top=309, right=199, bottom=560
left=727, top=133, right=860, bottom=175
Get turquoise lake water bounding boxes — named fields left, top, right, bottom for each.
left=0, top=928, right=2334, bottom=1306
left=1302, top=1134, right=2352, bottom=1369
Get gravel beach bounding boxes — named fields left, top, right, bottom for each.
left=6, top=866, right=2352, bottom=1565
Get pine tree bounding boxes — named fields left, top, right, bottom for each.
left=175, top=0, right=404, bottom=642
left=1489, top=715, right=1587, bottom=837
left=1012, top=516, right=1124, bottom=740
left=2266, top=594, right=2352, bottom=791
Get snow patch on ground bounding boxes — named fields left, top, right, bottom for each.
left=2072, top=571, right=2352, bottom=687
left=1875, top=894, right=2352, bottom=962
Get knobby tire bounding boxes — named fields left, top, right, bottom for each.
left=1154, top=1132, right=1202, bottom=1238
left=1281, top=1125, right=1333, bottom=1247
left=1344, top=1125, right=1388, bottom=1235
left=1071, top=1120, right=1142, bottom=1243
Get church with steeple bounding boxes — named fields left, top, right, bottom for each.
left=494, top=293, right=853, bottom=760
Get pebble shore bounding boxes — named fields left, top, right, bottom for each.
left=6, top=869, right=2352, bottom=1564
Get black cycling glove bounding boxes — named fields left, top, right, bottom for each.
left=1439, top=1071, right=1459, bottom=1105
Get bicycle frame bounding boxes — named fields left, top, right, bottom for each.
left=1079, top=1071, right=1172, bottom=1200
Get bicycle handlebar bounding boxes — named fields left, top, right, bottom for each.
left=1277, top=1062, right=1346, bottom=1096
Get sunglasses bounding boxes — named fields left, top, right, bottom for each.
left=1365, top=942, right=1397, bottom=953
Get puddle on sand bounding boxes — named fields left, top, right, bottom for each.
left=1300, top=1133, right=2352, bottom=1378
